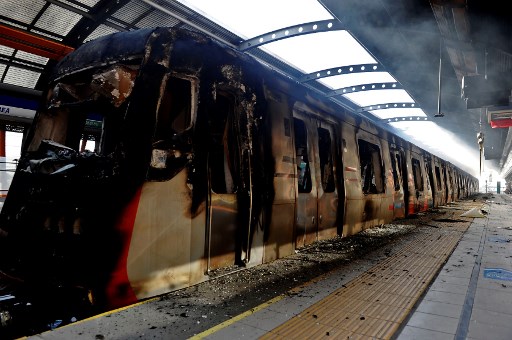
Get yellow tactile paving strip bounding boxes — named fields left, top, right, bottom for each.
left=261, top=201, right=482, bottom=339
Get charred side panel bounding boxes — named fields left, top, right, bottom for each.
left=263, top=86, right=295, bottom=263
left=316, top=123, right=339, bottom=240
left=342, top=121, right=393, bottom=236
left=406, top=146, right=433, bottom=215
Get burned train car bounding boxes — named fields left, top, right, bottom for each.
left=0, top=27, right=478, bottom=333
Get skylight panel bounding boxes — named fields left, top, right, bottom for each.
left=85, top=25, right=120, bottom=43
left=0, top=45, right=15, bottom=56
left=175, top=0, right=333, bottom=38
left=4, top=67, right=40, bottom=88
left=35, top=4, right=82, bottom=37
left=344, top=89, right=413, bottom=107
left=262, top=30, right=375, bottom=74
left=370, top=108, right=426, bottom=120
left=319, top=72, right=396, bottom=89
left=0, top=0, right=46, bottom=26
left=15, top=50, right=49, bottom=66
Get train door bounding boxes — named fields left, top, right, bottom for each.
left=433, top=158, right=446, bottom=206
left=293, top=115, right=317, bottom=248
left=446, top=166, right=454, bottom=203
left=425, top=155, right=435, bottom=208
left=410, top=151, right=428, bottom=213
left=206, top=89, right=246, bottom=270
left=389, top=146, right=406, bottom=219
left=292, top=110, right=340, bottom=247
left=316, top=122, right=339, bottom=240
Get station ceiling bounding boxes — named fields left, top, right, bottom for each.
left=0, top=0, right=511, bottom=181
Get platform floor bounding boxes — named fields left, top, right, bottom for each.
left=28, top=194, right=512, bottom=340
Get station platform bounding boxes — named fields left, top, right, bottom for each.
left=26, top=194, right=512, bottom=340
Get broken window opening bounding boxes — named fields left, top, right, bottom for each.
left=390, top=151, right=401, bottom=191
left=27, top=64, right=139, bottom=156
left=425, top=159, right=432, bottom=191
left=411, top=158, right=424, bottom=191
left=148, top=75, right=195, bottom=181
left=318, top=127, right=335, bottom=193
left=358, top=139, right=384, bottom=195
left=209, top=91, right=238, bottom=194
left=294, top=118, right=312, bottom=193
left=435, top=166, right=442, bottom=191
left=19, top=64, right=141, bottom=178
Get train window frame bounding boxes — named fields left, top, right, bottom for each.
left=434, top=165, right=442, bottom=191
left=389, top=151, right=401, bottom=191
left=357, top=139, right=385, bottom=195
left=317, top=126, right=335, bottom=193
left=147, top=73, right=198, bottom=181
left=294, top=118, right=312, bottom=193
left=411, top=157, right=424, bottom=191
left=26, top=64, right=141, bottom=155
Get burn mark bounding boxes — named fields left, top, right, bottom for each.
left=363, top=199, right=376, bottom=222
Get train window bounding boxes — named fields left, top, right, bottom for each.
left=148, top=75, right=196, bottom=181
left=294, top=118, right=312, bottom=193
left=358, top=139, right=384, bottom=194
left=411, top=158, right=424, bottom=191
left=389, top=152, right=400, bottom=191
left=435, top=166, right=442, bottom=190
left=209, top=91, right=238, bottom=194
left=318, top=127, right=335, bottom=193
left=425, top=160, right=432, bottom=191
left=155, top=76, right=193, bottom=136
left=284, top=118, right=291, bottom=137
left=26, top=64, right=139, bottom=154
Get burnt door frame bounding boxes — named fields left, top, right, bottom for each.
left=316, top=121, right=340, bottom=241
left=292, top=114, right=318, bottom=248
left=206, top=88, right=246, bottom=271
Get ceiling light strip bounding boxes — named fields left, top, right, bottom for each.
left=327, top=82, right=402, bottom=97
left=300, top=63, right=381, bottom=82
left=238, top=19, right=344, bottom=51
left=357, top=102, right=418, bottom=112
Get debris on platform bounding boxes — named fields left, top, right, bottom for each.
left=460, top=207, right=486, bottom=218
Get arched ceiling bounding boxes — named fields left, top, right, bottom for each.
left=0, top=0, right=511, bottom=181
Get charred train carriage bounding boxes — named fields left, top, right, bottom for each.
left=0, top=27, right=477, bottom=330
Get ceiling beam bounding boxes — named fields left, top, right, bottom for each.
left=0, top=24, right=74, bottom=61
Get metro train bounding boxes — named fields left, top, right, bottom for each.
left=0, top=27, right=478, bottom=333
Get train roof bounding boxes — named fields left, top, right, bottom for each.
left=50, top=28, right=156, bottom=82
